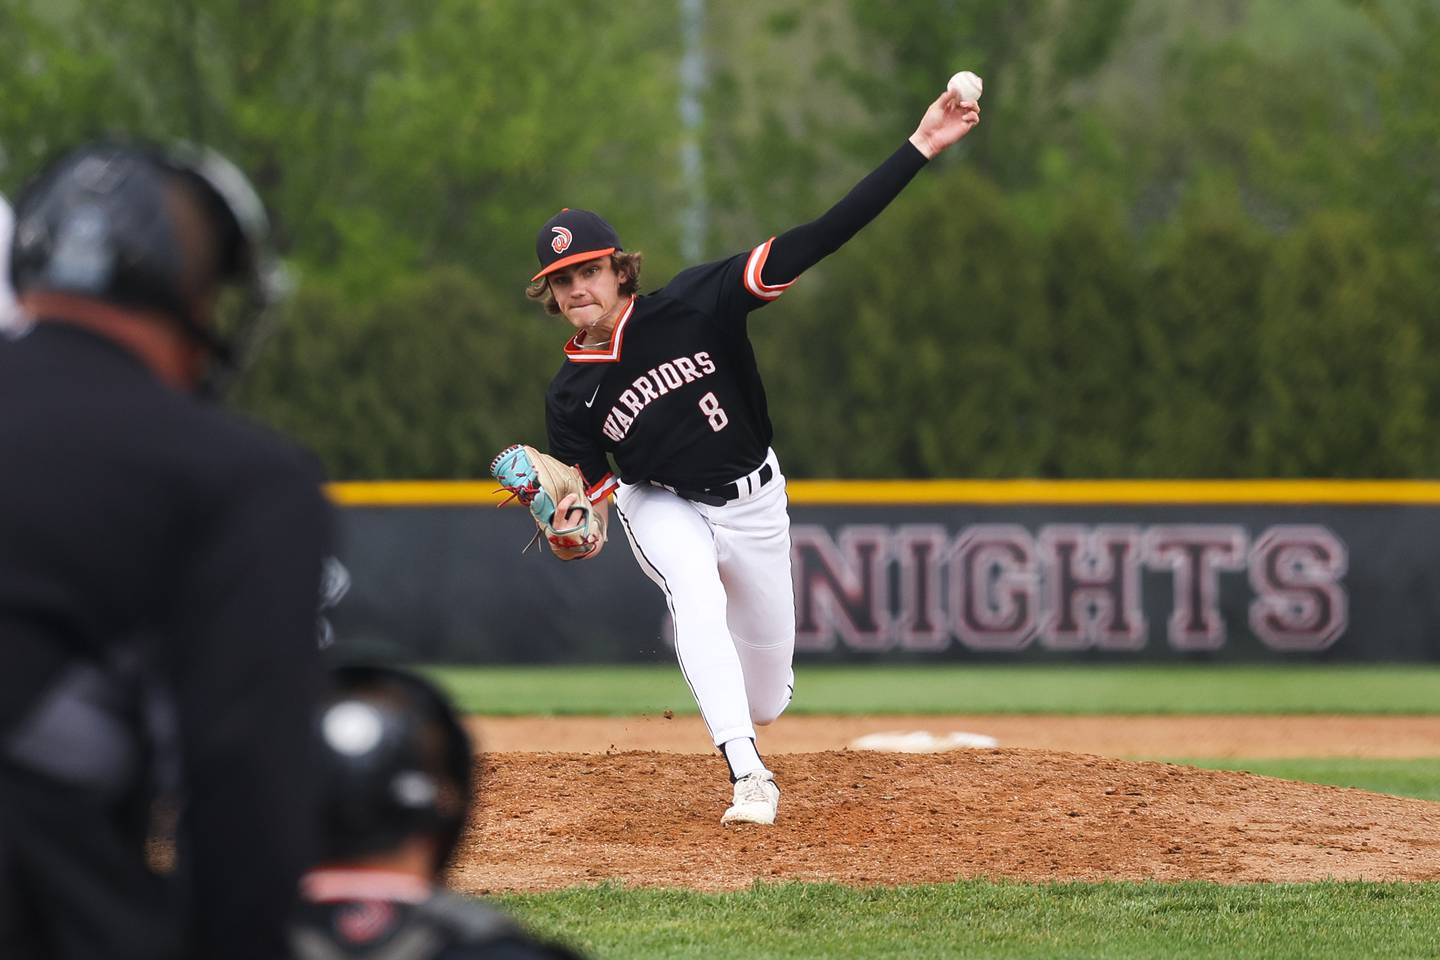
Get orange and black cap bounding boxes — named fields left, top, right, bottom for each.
left=532, top=208, right=621, bottom=281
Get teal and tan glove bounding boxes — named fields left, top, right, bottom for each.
left=490, top=443, right=606, bottom=560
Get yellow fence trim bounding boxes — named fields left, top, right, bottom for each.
left=327, top=481, right=504, bottom=506
left=327, top=479, right=1440, bottom=507
left=780, top=479, right=1440, bottom=504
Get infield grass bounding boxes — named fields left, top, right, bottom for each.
left=1168, top=758, right=1440, bottom=802
left=424, top=664, right=1440, bottom=715
left=500, top=880, right=1440, bottom=960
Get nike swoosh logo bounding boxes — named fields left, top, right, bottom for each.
left=583, top=384, right=602, bottom=409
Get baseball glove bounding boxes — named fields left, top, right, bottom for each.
left=489, top=443, right=606, bottom=560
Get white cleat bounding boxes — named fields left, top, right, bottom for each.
left=721, top=770, right=779, bottom=826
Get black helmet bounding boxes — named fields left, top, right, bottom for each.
left=317, top=665, right=475, bottom=870
left=9, top=140, right=288, bottom=394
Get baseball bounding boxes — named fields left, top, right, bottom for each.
left=947, top=70, right=983, bottom=103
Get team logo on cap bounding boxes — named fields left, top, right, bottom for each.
left=550, top=227, right=573, bottom=254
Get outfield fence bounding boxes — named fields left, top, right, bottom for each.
left=327, top=480, right=1440, bottom=663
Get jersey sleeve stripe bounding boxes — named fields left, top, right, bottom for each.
left=743, top=238, right=796, bottom=301
left=587, top=474, right=619, bottom=502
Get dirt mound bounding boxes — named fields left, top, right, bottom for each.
left=449, top=749, right=1440, bottom=894
left=467, top=714, right=1440, bottom=758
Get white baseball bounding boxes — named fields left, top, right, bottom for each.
left=947, top=70, right=983, bottom=103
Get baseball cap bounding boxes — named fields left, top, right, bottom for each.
left=532, top=208, right=622, bottom=281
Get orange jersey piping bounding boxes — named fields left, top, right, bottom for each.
left=587, top=473, right=619, bottom=502
left=563, top=297, right=636, bottom=364
left=743, top=237, right=796, bottom=301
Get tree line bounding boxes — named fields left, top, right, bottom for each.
left=3, top=0, right=1436, bottom=478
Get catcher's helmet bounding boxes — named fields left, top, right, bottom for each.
left=8, top=140, right=288, bottom=393
left=317, top=665, right=475, bottom=870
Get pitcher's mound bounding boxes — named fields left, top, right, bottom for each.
left=450, top=749, right=1440, bottom=893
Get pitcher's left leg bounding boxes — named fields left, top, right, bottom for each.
left=714, top=479, right=796, bottom=728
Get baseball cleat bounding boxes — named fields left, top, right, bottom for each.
left=721, top=770, right=779, bottom=826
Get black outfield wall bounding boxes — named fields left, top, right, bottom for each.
left=327, top=481, right=1440, bottom=663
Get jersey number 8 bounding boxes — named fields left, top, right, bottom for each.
left=698, top=392, right=729, bottom=432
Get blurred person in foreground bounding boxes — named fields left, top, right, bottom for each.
left=0, top=142, right=331, bottom=959
left=0, top=194, right=15, bottom=328
left=292, top=665, right=584, bottom=960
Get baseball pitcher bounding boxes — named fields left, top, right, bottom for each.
left=500, top=87, right=981, bottom=825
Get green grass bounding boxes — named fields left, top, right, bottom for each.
left=433, top=666, right=1440, bottom=957
left=422, top=664, right=1440, bottom=715
left=1167, top=758, right=1440, bottom=802
left=497, top=880, right=1440, bottom=960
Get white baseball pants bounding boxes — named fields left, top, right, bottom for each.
left=613, top=449, right=796, bottom=749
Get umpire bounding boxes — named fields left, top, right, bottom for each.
left=0, top=143, right=332, bottom=959
left=292, top=665, right=583, bottom=960
left=0, top=193, right=14, bottom=328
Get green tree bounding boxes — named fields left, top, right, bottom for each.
left=1032, top=185, right=1145, bottom=476
left=238, top=267, right=560, bottom=478
left=767, top=168, right=1050, bottom=478
left=842, top=0, right=1136, bottom=187
left=1136, top=181, right=1271, bottom=476
left=1252, top=210, right=1428, bottom=476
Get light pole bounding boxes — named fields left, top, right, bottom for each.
left=679, top=0, right=707, bottom=262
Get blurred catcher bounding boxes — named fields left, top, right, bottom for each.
left=0, top=142, right=331, bottom=960
left=292, top=664, right=583, bottom=960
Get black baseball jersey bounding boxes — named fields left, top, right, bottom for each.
left=546, top=248, right=784, bottom=495
left=0, top=321, right=332, bottom=960
left=545, top=141, right=929, bottom=499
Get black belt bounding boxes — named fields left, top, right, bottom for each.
left=661, top=462, right=774, bottom=506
